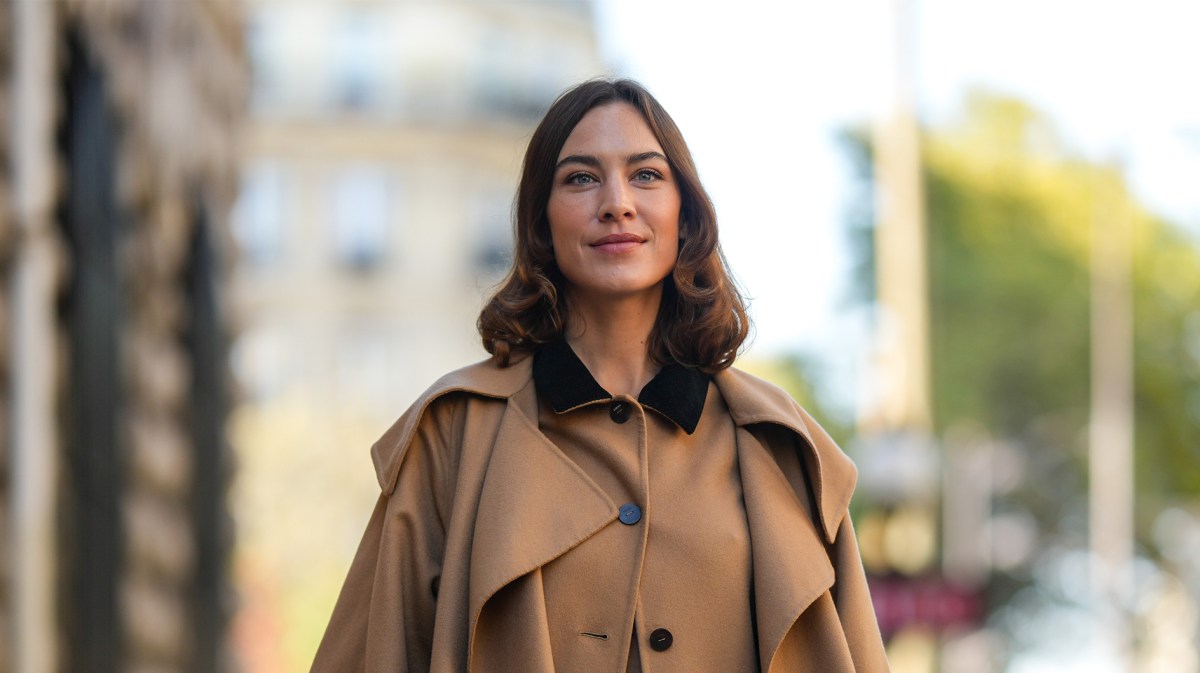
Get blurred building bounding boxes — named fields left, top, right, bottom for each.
left=228, top=0, right=605, bottom=668
left=233, top=0, right=602, bottom=413
left=1, top=1, right=246, bottom=672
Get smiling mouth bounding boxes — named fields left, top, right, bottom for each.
left=591, top=233, right=644, bottom=252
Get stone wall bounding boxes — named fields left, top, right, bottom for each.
left=3, top=1, right=246, bottom=671
left=0, top=1, right=12, bottom=668
left=62, top=3, right=246, bottom=669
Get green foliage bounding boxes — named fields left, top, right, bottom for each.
left=922, top=94, right=1094, bottom=442
left=837, top=127, right=878, bottom=306
left=1133, top=223, right=1200, bottom=498
left=846, top=89, right=1200, bottom=544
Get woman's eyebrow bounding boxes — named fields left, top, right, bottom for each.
left=556, top=154, right=600, bottom=170
left=555, top=151, right=667, bottom=171
left=626, top=151, right=667, bottom=165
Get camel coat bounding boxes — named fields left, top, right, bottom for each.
left=311, top=356, right=890, bottom=673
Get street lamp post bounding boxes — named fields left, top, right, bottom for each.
left=1088, top=164, right=1135, bottom=669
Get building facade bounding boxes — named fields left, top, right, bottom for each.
left=229, top=1, right=606, bottom=668
left=1, top=1, right=246, bottom=672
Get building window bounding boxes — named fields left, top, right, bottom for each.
left=472, top=31, right=513, bottom=114
left=330, top=165, right=394, bottom=272
left=245, top=12, right=283, bottom=114
left=469, top=185, right=514, bottom=277
left=331, top=8, right=386, bottom=113
left=470, top=30, right=575, bottom=123
left=231, top=162, right=286, bottom=267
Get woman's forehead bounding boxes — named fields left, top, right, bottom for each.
left=556, top=103, right=664, bottom=161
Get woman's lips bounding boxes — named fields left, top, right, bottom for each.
left=591, top=233, right=644, bottom=253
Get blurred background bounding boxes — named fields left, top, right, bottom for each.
left=1, top=0, right=1198, bottom=672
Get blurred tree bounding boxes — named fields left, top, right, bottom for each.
left=940, top=93, right=1197, bottom=510
left=842, top=89, right=1200, bottom=641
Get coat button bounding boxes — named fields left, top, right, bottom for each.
left=618, top=503, right=642, bottom=525
left=649, top=628, right=673, bottom=652
left=609, top=400, right=631, bottom=423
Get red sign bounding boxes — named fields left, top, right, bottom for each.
left=868, top=577, right=983, bottom=635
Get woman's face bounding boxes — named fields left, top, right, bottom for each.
left=547, top=102, right=681, bottom=307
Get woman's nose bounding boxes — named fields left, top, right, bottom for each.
left=598, top=181, right=635, bottom=221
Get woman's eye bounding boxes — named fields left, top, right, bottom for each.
left=566, top=172, right=596, bottom=185
left=633, top=169, right=663, bottom=182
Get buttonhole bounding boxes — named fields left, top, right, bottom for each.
left=580, top=631, right=609, bottom=640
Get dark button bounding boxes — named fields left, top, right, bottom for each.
left=649, top=628, right=673, bottom=652
left=618, top=503, right=642, bottom=525
left=609, top=400, right=632, bottom=423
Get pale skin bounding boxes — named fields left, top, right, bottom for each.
left=547, top=102, right=682, bottom=398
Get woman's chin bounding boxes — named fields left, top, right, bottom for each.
left=566, top=279, right=666, bottom=306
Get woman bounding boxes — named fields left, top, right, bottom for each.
left=311, top=79, right=890, bottom=673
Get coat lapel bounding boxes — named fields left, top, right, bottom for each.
left=718, top=367, right=860, bottom=673
left=716, top=368, right=858, bottom=545
left=467, top=381, right=618, bottom=662
left=737, top=424, right=836, bottom=673
left=371, top=359, right=528, bottom=494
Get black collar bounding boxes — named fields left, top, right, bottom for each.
left=532, top=339, right=710, bottom=435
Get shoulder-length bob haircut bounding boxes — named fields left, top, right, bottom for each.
left=478, top=78, right=750, bottom=372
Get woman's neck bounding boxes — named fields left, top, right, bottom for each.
left=564, top=290, right=662, bottom=398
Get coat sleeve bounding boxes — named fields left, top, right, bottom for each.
left=830, top=513, right=892, bottom=672
left=310, top=395, right=464, bottom=673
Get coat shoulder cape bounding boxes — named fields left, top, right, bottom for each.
left=316, top=356, right=891, bottom=673
left=369, top=356, right=858, bottom=545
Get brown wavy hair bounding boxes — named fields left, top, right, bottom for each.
left=478, top=78, right=750, bottom=372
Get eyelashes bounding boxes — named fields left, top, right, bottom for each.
left=633, top=168, right=665, bottom=182
left=561, top=168, right=666, bottom=186
left=564, top=172, right=597, bottom=186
